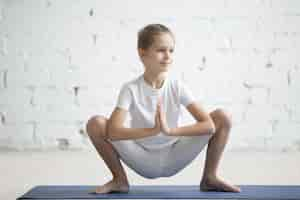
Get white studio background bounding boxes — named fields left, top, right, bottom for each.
left=0, top=0, right=300, bottom=152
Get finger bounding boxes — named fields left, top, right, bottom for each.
left=157, top=107, right=161, bottom=120
left=156, top=105, right=160, bottom=115
left=160, top=112, right=164, bottom=122
left=158, top=96, right=162, bottom=104
left=156, top=112, right=161, bottom=126
left=158, top=101, right=163, bottom=110
left=156, top=108, right=160, bottom=118
left=157, top=104, right=161, bottom=114
left=156, top=106, right=160, bottom=117
left=154, top=112, right=159, bottom=126
left=159, top=104, right=163, bottom=113
left=157, top=101, right=161, bottom=109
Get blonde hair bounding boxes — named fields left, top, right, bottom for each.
left=137, top=24, right=174, bottom=50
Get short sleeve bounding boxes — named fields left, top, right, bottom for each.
left=116, top=84, right=132, bottom=111
left=178, top=80, right=196, bottom=107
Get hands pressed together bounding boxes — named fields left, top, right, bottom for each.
left=153, top=98, right=172, bottom=136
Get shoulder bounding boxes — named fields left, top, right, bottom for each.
left=119, top=75, right=142, bottom=92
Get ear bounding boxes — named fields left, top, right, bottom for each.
left=138, top=48, right=146, bottom=58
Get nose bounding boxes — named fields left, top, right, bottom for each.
left=164, top=51, right=171, bottom=59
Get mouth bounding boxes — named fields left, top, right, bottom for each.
left=160, top=62, right=171, bottom=65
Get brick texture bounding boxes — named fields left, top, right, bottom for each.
left=0, top=0, right=299, bottom=151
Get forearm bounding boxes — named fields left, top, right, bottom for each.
left=170, top=120, right=215, bottom=137
left=108, top=126, right=158, bottom=141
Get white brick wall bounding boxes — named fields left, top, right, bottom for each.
left=0, top=0, right=300, bottom=151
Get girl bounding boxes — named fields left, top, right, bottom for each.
left=86, top=24, right=241, bottom=193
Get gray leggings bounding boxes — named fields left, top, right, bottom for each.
left=111, top=134, right=212, bottom=179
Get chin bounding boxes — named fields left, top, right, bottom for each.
left=157, top=71, right=168, bottom=76
left=162, top=65, right=171, bottom=70
left=160, top=69, right=169, bottom=74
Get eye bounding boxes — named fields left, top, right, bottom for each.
left=170, top=49, right=174, bottom=53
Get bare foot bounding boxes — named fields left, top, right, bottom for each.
left=90, top=179, right=129, bottom=194
left=200, top=176, right=241, bottom=193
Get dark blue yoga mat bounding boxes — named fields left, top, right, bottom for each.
left=17, top=185, right=300, bottom=199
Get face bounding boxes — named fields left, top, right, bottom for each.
left=139, top=33, right=175, bottom=74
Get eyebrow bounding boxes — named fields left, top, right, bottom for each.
left=155, top=45, right=174, bottom=49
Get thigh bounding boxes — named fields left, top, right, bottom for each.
left=161, top=134, right=212, bottom=177
left=111, top=140, right=167, bottom=179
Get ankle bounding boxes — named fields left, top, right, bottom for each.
left=202, top=173, right=217, bottom=181
left=113, top=176, right=128, bottom=184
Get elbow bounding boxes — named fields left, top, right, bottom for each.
left=107, top=129, right=115, bottom=141
left=107, top=130, right=119, bottom=141
left=207, top=119, right=216, bottom=135
left=106, top=124, right=118, bottom=141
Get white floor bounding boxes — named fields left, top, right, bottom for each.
left=1, top=149, right=300, bottom=200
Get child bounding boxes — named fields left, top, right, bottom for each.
left=86, top=24, right=241, bottom=193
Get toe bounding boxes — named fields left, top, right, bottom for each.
left=200, top=177, right=241, bottom=193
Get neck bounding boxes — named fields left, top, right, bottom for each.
left=143, top=71, right=167, bottom=89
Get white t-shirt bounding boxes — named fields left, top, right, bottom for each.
left=116, top=74, right=196, bottom=150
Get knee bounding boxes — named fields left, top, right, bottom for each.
left=86, top=115, right=107, bottom=138
left=211, top=109, right=232, bottom=130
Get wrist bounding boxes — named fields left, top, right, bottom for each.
left=150, top=127, right=160, bottom=136
left=168, top=127, right=176, bottom=136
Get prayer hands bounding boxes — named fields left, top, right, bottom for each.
left=154, top=98, right=172, bottom=135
